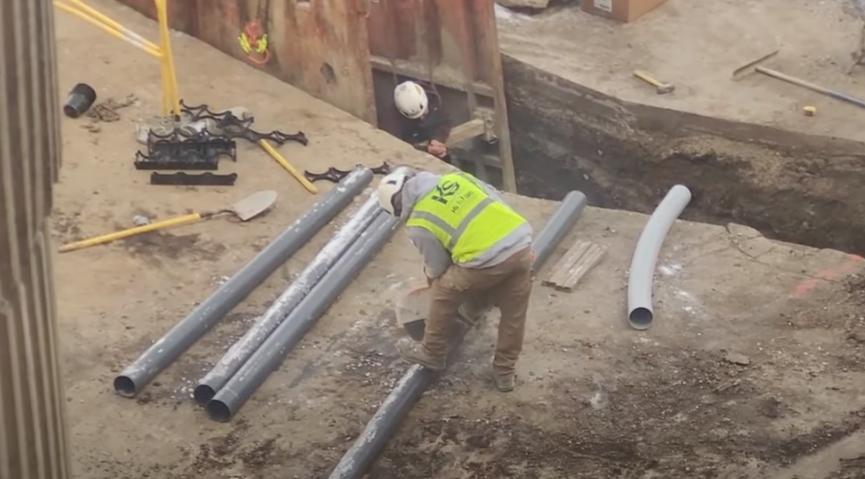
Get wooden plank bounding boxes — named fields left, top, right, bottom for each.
left=369, top=56, right=495, bottom=97
left=543, top=240, right=606, bottom=292
left=447, top=118, right=486, bottom=145
left=545, top=240, right=592, bottom=285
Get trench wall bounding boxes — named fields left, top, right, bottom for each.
left=503, top=54, right=865, bottom=254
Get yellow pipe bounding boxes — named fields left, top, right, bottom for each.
left=54, top=1, right=163, bottom=59
left=258, top=140, right=318, bottom=194
left=154, top=0, right=180, bottom=115
left=59, top=213, right=203, bottom=253
left=159, top=57, right=171, bottom=115
left=66, top=0, right=160, bottom=51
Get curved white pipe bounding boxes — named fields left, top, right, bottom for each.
left=627, top=185, right=691, bottom=330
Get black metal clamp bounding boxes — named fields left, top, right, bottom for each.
left=303, top=162, right=391, bottom=183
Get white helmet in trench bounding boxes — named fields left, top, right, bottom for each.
left=376, top=170, right=410, bottom=216
left=394, top=81, right=428, bottom=119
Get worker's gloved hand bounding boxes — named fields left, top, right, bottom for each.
left=427, top=140, right=447, bottom=159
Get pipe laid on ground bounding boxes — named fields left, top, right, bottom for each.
left=206, top=212, right=400, bottom=421
left=113, top=168, right=374, bottom=397
left=194, top=195, right=381, bottom=404
left=532, top=191, right=588, bottom=268
left=327, top=191, right=588, bottom=479
left=627, top=184, right=691, bottom=330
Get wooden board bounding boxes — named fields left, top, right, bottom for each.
left=542, top=240, right=606, bottom=292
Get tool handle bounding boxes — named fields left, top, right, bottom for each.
left=633, top=70, right=660, bottom=87
left=258, top=139, right=319, bottom=194
left=59, top=212, right=203, bottom=253
left=54, top=1, right=163, bottom=58
left=829, top=90, right=865, bottom=109
left=757, top=66, right=865, bottom=110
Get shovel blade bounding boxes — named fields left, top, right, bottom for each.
left=231, top=190, right=277, bottom=221
left=396, top=286, right=431, bottom=341
left=403, top=319, right=426, bottom=341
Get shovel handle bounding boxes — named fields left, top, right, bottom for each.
left=756, top=66, right=865, bottom=110
left=258, top=139, right=318, bottom=194
left=59, top=212, right=203, bottom=253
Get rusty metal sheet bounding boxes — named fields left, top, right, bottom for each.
left=367, top=0, right=496, bottom=90
left=118, top=0, right=376, bottom=123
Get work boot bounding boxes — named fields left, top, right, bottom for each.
left=494, top=371, right=516, bottom=392
left=396, top=338, right=445, bottom=371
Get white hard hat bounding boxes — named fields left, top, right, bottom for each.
left=394, top=81, right=428, bottom=119
left=377, top=170, right=410, bottom=215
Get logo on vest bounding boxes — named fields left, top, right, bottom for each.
left=431, top=180, right=460, bottom=205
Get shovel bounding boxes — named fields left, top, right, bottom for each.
left=59, top=190, right=277, bottom=253
left=396, top=286, right=484, bottom=341
left=396, top=286, right=432, bottom=341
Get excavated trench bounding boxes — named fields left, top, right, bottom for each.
left=503, top=55, right=865, bottom=255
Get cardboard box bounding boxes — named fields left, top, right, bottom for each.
left=581, top=0, right=667, bottom=22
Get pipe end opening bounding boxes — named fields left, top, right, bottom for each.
left=206, top=400, right=233, bottom=422
left=194, top=385, right=216, bottom=405
left=628, top=308, right=653, bottom=330
left=62, top=105, right=80, bottom=118
left=113, top=376, right=138, bottom=397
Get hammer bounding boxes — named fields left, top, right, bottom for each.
left=633, top=70, right=675, bottom=94
left=734, top=49, right=865, bottom=110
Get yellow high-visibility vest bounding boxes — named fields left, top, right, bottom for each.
left=407, top=173, right=527, bottom=263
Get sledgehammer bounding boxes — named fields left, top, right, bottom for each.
left=734, top=49, right=865, bottom=110
left=633, top=70, right=675, bottom=94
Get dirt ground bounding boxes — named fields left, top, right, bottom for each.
left=54, top=2, right=865, bottom=478
left=498, top=0, right=865, bottom=144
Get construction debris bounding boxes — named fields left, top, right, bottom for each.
left=149, top=172, right=238, bottom=186
left=64, top=82, right=97, bottom=118
left=87, top=93, right=138, bottom=122
left=542, top=239, right=606, bottom=292
left=304, top=162, right=392, bottom=183
left=723, top=352, right=751, bottom=366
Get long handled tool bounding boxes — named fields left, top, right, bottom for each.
left=734, top=50, right=865, bottom=110
left=54, top=0, right=163, bottom=58
left=258, top=139, right=318, bottom=194
left=59, top=190, right=277, bottom=253
left=54, top=0, right=180, bottom=115
left=633, top=69, right=675, bottom=94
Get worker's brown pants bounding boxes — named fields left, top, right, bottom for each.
left=423, top=248, right=533, bottom=375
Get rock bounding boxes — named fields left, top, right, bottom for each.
left=132, top=215, right=151, bottom=226
left=848, top=330, right=865, bottom=344
left=497, top=0, right=550, bottom=9
left=723, top=352, right=751, bottom=366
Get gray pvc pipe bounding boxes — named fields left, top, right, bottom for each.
left=113, top=168, right=374, bottom=397
left=193, top=195, right=381, bottom=404
left=327, top=191, right=588, bottom=479
left=627, top=184, right=691, bottom=330
left=532, top=191, right=588, bottom=268
left=206, top=212, right=400, bottom=421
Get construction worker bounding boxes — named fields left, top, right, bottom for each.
left=376, top=168, right=533, bottom=392
left=394, top=81, right=452, bottom=162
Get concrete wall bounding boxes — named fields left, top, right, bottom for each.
left=0, top=0, right=70, bottom=478
left=504, top=54, right=865, bottom=254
